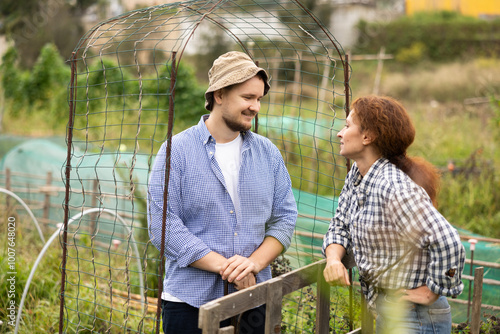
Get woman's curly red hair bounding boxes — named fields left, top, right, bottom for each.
left=352, top=95, right=440, bottom=206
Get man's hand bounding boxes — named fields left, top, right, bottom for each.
left=220, top=255, right=258, bottom=283
left=233, top=272, right=256, bottom=290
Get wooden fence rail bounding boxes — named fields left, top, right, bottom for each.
left=199, top=259, right=334, bottom=334
left=198, top=262, right=489, bottom=334
left=198, top=259, right=374, bottom=334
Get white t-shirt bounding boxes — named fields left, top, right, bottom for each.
left=214, top=134, right=242, bottom=215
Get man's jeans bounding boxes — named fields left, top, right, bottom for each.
left=162, top=300, right=266, bottom=334
left=375, top=294, right=452, bottom=334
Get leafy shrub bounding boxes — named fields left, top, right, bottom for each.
left=438, top=158, right=500, bottom=239
left=453, top=313, right=500, bottom=333
left=355, top=11, right=500, bottom=62
left=395, top=41, right=427, bottom=64
left=1, top=43, right=70, bottom=119
left=28, top=43, right=70, bottom=104
left=0, top=43, right=207, bottom=142
left=492, top=97, right=500, bottom=139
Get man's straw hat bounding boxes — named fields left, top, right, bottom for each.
left=205, top=51, right=270, bottom=111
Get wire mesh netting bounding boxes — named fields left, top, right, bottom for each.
left=59, top=0, right=352, bottom=332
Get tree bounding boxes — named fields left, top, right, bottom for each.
left=0, top=0, right=99, bottom=67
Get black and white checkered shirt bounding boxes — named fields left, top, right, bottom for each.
left=323, top=158, right=465, bottom=309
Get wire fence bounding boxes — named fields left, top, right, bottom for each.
left=4, top=0, right=354, bottom=332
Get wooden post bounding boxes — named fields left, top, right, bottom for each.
left=360, top=293, right=374, bottom=334
left=470, top=267, right=484, bottom=334
left=200, top=303, right=221, bottom=334
left=43, top=171, right=53, bottom=224
left=372, top=47, right=386, bottom=95
left=270, top=50, right=280, bottom=111
left=218, top=327, right=235, bottom=334
left=319, top=58, right=331, bottom=113
left=292, top=51, right=302, bottom=107
left=348, top=269, right=353, bottom=331
left=90, top=179, right=98, bottom=235
left=265, top=278, right=283, bottom=334
left=316, top=262, right=330, bottom=334
left=156, top=51, right=178, bottom=334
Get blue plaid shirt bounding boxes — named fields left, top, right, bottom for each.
left=323, top=158, right=465, bottom=309
left=148, top=115, right=297, bottom=308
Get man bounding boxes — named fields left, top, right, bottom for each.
left=148, top=51, right=297, bottom=333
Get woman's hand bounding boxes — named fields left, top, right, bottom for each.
left=323, top=244, right=350, bottom=286
left=323, top=258, right=350, bottom=286
left=401, top=286, right=439, bottom=305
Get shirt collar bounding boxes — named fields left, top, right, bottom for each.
left=354, top=158, right=389, bottom=193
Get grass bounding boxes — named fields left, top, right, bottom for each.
left=0, top=214, right=61, bottom=333
left=0, top=209, right=160, bottom=333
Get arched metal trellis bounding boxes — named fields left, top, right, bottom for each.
left=60, top=0, right=351, bottom=332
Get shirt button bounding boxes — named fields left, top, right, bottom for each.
left=209, top=151, right=213, bottom=155
left=230, top=210, right=234, bottom=214
left=234, top=232, right=238, bottom=236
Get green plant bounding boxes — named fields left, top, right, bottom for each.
left=28, top=43, right=70, bottom=105
left=492, top=97, right=500, bottom=140
left=395, top=41, right=427, bottom=64
left=439, top=174, right=500, bottom=238
left=453, top=313, right=500, bottom=333
left=0, top=217, right=61, bottom=333
left=356, top=11, right=500, bottom=62
left=281, top=285, right=362, bottom=333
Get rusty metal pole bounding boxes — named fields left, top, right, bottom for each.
left=343, top=54, right=354, bottom=331
left=343, top=54, right=351, bottom=172
left=155, top=51, right=177, bottom=334
left=59, top=51, right=77, bottom=334
left=253, top=60, right=260, bottom=135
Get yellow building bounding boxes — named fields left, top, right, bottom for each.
left=406, top=0, right=500, bottom=18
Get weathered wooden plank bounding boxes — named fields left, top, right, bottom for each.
left=470, top=267, right=484, bottom=334
left=200, top=303, right=221, bottom=334
left=265, top=278, right=283, bottom=334
left=316, top=262, right=330, bottom=334
left=201, top=284, right=269, bottom=322
left=281, top=259, right=326, bottom=295
left=199, top=261, right=327, bottom=332
left=360, top=293, right=374, bottom=334
left=218, top=326, right=234, bottom=334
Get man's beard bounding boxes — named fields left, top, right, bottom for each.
left=222, top=111, right=256, bottom=132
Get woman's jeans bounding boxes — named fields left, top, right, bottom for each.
left=375, top=293, right=452, bottom=334
left=162, top=299, right=266, bottom=334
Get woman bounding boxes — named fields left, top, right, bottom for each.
left=322, top=96, right=465, bottom=333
